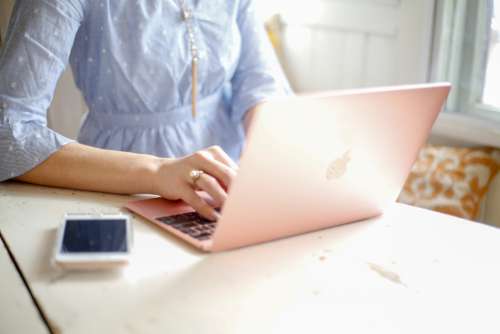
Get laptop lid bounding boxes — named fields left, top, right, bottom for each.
left=211, top=83, right=451, bottom=252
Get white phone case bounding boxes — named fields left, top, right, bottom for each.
left=52, top=213, right=132, bottom=270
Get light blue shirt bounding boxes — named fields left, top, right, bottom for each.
left=0, top=0, right=291, bottom=181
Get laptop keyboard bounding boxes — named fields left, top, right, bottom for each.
left=156, top=211, right=218, bottom=241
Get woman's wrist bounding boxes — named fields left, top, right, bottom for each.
left=145, top=156, right=170, bottom=195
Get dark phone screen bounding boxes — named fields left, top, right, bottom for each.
left=61, top=219, right=128, bottom=253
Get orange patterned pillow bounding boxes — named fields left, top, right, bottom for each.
left=398, top=145, right=500, bottom=220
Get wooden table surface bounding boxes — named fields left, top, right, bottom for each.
left=1, top=181, right=500, bottom=334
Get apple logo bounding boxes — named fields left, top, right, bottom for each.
left=326, top=150, right=351, bottom=180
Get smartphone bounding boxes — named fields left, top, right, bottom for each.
left=53, top=214, right=132, bottom=269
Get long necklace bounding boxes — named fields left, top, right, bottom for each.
left=178, top=0, right=198, bottom=119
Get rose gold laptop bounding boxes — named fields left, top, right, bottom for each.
left=126, top=83, right=451, bottom=252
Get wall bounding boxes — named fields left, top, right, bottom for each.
left=269, top=0, right=436, bottom=92
left=47, top=68, right=88, bottom=139
left=0, top=0, right=12, bottom=43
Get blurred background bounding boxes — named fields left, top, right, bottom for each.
left=1, top=0, right=500, bottom=226
left=257, top=0, right=433, bottom=92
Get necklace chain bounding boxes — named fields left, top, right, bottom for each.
left=178, top=0, right=198, bottom=118
left=179, top=0, right=199, bottom=63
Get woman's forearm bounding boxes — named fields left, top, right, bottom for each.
left=16, top=101, right=263, bottom=195
left=16, top=142, right=163, bottom=195
left=15, top=142, right=237, bottom=220
left=244, top=103, right=265, bottom=134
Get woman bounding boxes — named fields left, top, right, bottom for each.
left=0, top=0, right=291, bottom=220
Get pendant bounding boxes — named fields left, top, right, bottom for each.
left=182, top=9, right=192, bottom=21
left=192, top=58, right=198, bottom=119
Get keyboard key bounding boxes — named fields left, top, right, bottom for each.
left=156, top=211, right=219, bottom=241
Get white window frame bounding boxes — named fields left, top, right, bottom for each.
left=431, top=0, right=500, bottom=147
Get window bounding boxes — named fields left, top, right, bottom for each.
left=433, top=0, right=500, bottom=117
left=431, top=0, right=500, bottom=147
left=483, top=1, right=500, bottom=108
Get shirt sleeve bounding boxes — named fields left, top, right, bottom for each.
left=0, top=0, right=87, bottom=181
left=230, top=0, right=293, bottom=122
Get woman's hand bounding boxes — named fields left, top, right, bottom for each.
left=152, top=146, right=238, bottom=221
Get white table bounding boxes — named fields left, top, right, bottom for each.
left=1, top=181, right=500, bottom=334
left=0, top=234, right=49, bottom=333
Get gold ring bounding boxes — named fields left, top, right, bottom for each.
left=189, top=169, right=204, bottom=186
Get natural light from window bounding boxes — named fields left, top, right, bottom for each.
left=483, top=0, right=500, bottom=109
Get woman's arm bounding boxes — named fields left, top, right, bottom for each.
left=230, top=0, right=293, bottom=124
left=17, top=142, right=236, bottom=221
left=0, top=0, right=86, bottom=182
left=16, top=143, right=160, bottom=195
left=244, top=104, right=258, bottom=134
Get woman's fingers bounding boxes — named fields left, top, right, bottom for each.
left=182, top=186, right=220, bottom=221
left=193, top=172, right=227, bottom=208
left=162, top=146, right=238, bottom=220
left=189, top=151, right=236, bottom=189
left=207, top=145, right=239, bottom=170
